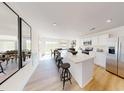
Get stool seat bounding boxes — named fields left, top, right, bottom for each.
left=61, top=63, right=70, bottom=69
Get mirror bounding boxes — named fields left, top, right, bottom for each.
left=22, top=20, right=31, bottom=66
left=0, top=3, right=19, bottom=83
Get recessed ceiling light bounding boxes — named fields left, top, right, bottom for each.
left=53, top=23, right=57, bottom=26
left=106, top=19, right=112, bottom=23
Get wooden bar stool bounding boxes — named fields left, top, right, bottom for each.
left=56, top=57, right=63, bottom=71
left=55, top=52, right=61, bottom=63
left=60, top=63, right=72, bottom=90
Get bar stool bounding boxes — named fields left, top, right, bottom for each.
left=56, top=57, right=63, bottom=71
left=54, top=50, right=57, bottom=58
left=55, top=52, right=61, bottom=63
left=60, top=63, right=72, bottom=90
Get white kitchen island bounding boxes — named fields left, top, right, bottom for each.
left=63, top=52, right=94, bottom=88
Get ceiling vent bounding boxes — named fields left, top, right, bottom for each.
left=89, top=27, right=96, bottom=31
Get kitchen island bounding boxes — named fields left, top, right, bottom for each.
left=63, top=52, right=94, bottom=88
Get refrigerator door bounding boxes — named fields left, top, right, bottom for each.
left=106, top=38, right=118, bottom=75
left=118, top=37, right=124, bottom=78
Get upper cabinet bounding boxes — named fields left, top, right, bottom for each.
left=98, top=34, right=109, bottom=46
left=91, top=36, right=98, bottom=46
left=82, top=34, right=109, bottom=47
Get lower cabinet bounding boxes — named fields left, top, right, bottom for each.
left=93, top=52, right=106, bottom=68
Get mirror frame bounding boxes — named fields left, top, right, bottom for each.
left=20, top=18, right=32, bottom=68
left=0, top=2, right=32, bottom=85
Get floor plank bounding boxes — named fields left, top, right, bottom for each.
left=24, top=55, right=124, bottom=91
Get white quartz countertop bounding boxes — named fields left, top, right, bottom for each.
left=64, top=52, right=95, bottom=64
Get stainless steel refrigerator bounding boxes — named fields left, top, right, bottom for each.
left=106, top=36, right=124, bottom=78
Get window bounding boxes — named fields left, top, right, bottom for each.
left=26, top=40, right=31, bottom=50
left=45, top=41, right=59, bottom=54
left=0, top=40, right=16, bottom=52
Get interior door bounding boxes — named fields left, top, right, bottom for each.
left=118, top=37, right=124, bottom=78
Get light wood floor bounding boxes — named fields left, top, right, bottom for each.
left=24, top=55, right=124, bottom=91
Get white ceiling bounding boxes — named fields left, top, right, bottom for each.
left=7, top=2, right=124, bottom=39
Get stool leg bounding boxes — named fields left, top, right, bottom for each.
left=69, top=78, right=72, bottom=84
left=63, top=80, right=65, bottom=90
left=69, top=70, right=72, bottom=84
left=63, top=69, right=66, bottom=90
left=60, top=69, right=63, bottom=81
left=57, top=60, right=60, bottom=72
left=67, top=69, right=72, bottom=84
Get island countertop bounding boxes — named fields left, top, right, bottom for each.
left=64, top=52, right=95, bottom=64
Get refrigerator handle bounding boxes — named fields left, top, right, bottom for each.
left=118, top=42, right=121, bottom=58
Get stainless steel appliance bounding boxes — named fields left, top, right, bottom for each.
left=106, top=37, right=124, bottom=78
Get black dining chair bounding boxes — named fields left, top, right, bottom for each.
left=0, top=54, right=6, bottom=74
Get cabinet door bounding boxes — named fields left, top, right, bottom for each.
left=95, top=52, right=106, bottom=68
left=98, top=34, right=108, bottom=46
left=92, top=36, right=98, bottom=46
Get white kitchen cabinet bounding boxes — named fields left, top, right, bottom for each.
left=98, top=34, right=109, bottom=46
left=81, top=34, right=109, bottom=47
left=94, top=52, right=106, bottom=68
left=81, top=34, right=109, bottom=68
left=91, top=36, right=98, bottom=46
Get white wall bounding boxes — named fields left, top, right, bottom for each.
left=32, top=30, right=39, bottom=65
